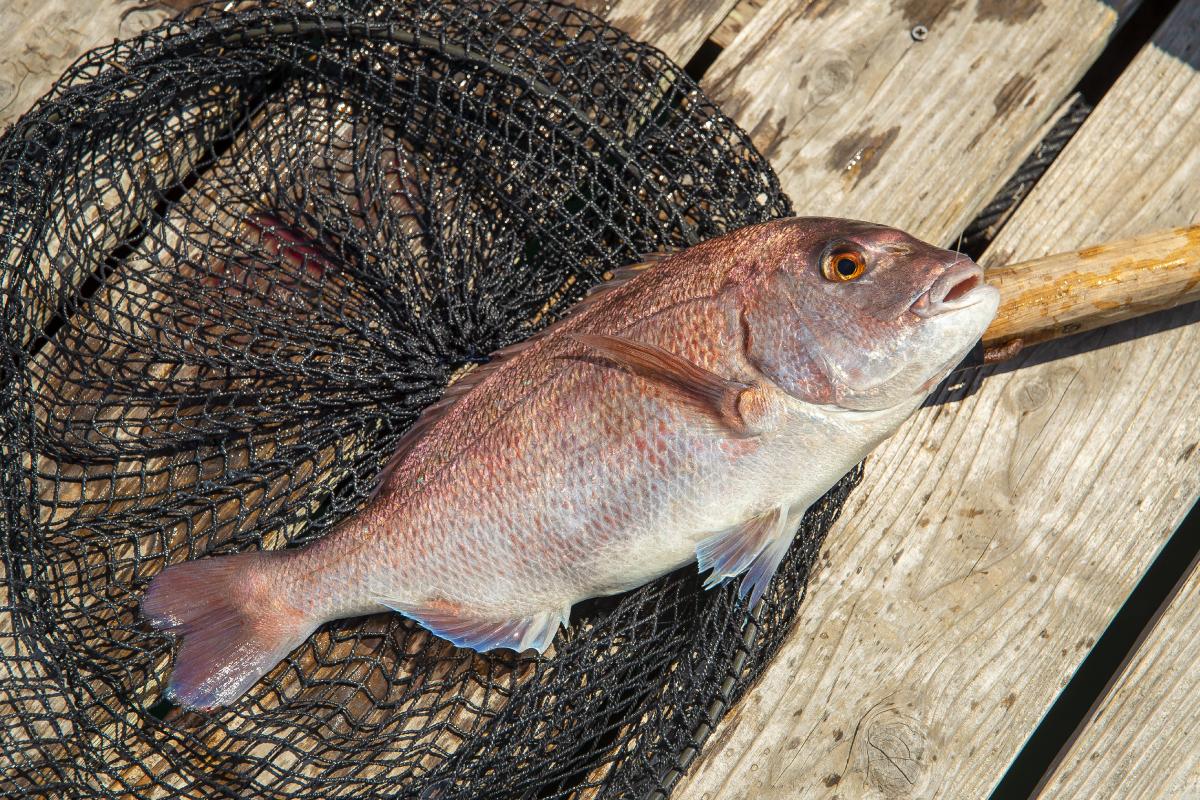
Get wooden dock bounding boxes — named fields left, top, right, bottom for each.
left=3, top=0, right=1198, bottom=796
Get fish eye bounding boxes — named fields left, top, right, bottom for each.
left=822, top=248, right=867, bottom=282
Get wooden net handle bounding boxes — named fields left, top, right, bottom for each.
left=982, top=225, right=1200, bottom=360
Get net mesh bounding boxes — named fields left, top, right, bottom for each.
left=0, top=2, right=863, bottom=797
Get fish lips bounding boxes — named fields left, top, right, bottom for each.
left=910, top=261, right=999, bottom=319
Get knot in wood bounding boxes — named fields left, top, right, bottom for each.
left=856, top=703, right=929, bottom=798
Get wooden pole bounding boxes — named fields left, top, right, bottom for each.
left=981, top=225, right=1200, bottom=361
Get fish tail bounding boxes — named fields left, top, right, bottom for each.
left=142, top=550, right=317, bottom=710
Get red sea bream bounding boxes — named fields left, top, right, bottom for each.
left=143, top=217, right=1000, bottom=708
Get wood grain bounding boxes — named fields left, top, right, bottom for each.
left=1040, top=552, right=1200, bottom=799
left=710, top=0, right=767, bottom=50
left=674, top=1, right=1200, bottom=798
left=701, top=0, right=1138, bottom=245
left=983, top=224, right=1200, bottom=351
left=607, top=0, right=741, bottom=66
left=0, top=1, right=169, bottom=132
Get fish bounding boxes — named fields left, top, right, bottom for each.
left=142, top=216, right=1000, bottom=708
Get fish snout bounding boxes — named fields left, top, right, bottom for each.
left=910, top=261, right=995, bottom=318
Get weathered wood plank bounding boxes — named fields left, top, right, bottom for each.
left=1003, top=5, right=1200, bottom=795
left=607, top=0, right=741, bottom=66
left=710, top=0, right=766, bottom=50
left=1041, top=555, right=1200, bottom=799
left=701, top=0, right=1137, bottom=245
left=671, top=1, right=1200, bottom=798
left=0, top=1, right=169, bottom=132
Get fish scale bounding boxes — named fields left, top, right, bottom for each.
left=142, top=216, right=999, bottom=708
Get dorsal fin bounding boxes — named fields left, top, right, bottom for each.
left=369, top=254, right=674, bottom=498
left=369, top=359, right=504, bottom=500
left=552, top=255, right=667, bottom=320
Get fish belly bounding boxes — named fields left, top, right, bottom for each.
left=579, top=401, right=903, bottom=599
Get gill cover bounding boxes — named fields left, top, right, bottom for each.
left=739, top=219, right=995, bottom=412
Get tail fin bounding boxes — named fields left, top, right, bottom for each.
left=142, top=551, right=317, bottom=710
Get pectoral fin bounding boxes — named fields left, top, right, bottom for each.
left=567, top=333, right=767, bottom=435
left=379, top=598, right=569, bottom=653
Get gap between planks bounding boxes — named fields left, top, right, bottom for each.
left=1040, top=537, right=1200, bottom=799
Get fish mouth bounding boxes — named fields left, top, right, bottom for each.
left=911, top=261, right=995, bottom=318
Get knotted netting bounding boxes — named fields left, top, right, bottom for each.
left=0, top=1, right=863, bottom=796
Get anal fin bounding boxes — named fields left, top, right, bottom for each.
left=379, top=598, right=568, bottom=653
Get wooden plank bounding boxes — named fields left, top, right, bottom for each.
left=608, top=0, right=741, bottom=66
left=671, top=2, right=1200, bottom=798
left=700, top=0, right=1137, bottom=245
left=1041, top=555, right=1200, bottom=799
left=0, top=0, right=169, bottom=131
left=711, top=0, right=767, bottom=50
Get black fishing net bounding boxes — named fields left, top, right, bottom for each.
left=0, top=2, right=864, bottom=797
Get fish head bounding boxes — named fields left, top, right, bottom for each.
left=739, top=217, right=1000, bottom=412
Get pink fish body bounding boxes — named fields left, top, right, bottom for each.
left=143, top=217, right=999, bottom=707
